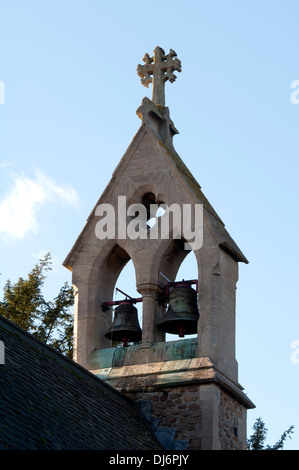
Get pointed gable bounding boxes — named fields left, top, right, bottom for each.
left=63, top=98, right=247, bottom=270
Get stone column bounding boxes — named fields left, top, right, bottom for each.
left=196, top=245, right=239, bottom=381
left=137, top=283, right=164, bottom=345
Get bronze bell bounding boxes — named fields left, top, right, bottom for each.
left=157, top=283, right=199, bottom=337
left=105, top=301, right=142, bottom=346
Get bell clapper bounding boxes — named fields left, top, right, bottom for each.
left=178, top=326, right=186, bottom=338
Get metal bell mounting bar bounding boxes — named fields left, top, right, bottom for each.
left=157, top=272, right=198, bottom=304
left=101, top=287, right=143, bottom=312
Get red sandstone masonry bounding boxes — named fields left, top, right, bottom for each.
left=218, top=389, right=246, bottom=450
left=126, top=385, right=202, bottom=449
left=126, top=385, right=247, bottom=450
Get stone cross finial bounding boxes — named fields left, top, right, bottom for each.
left=137, top=46, right=182, bottom=107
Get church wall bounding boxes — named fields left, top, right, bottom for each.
left=125, top=383, right=247, bottom=450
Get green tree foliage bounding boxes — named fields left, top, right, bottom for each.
left=0, top=253, right=74, bottom=358
left=247, top=417, right=294, bottom=450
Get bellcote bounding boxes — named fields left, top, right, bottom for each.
left=63, top=47, right=254, bottom=450
left=63, top=46, right=248, bottom=378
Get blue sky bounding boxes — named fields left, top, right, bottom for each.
left=1, top=0, right=299, bottom=449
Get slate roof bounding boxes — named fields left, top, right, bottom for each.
left=0, top=315, right=163, bottom=450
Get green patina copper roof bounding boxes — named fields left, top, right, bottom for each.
left=90, top=337, right=198, bottom=371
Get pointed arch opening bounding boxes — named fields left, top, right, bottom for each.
left=156, top=239, right=199, bottom=343
left=114, top=258, right=142, bottom=329
left=103, top=246, right=142, bottom=348
left=141, top=192, right=166, bottom=230
left=165, top=249, right=199, bottom=342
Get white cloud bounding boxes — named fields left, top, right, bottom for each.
left=0, top=169, right=80, bottom=240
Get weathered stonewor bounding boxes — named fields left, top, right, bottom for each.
left=125, top=386, right=246, bottom=450
left=127, top=385, right=203, bottom=450
left=218, top=389, right=247, bottom=450
left=137, top=46, right=182, bottom=107
left=64, top=46, right=255, bottom=450
left=90, top=352, right=253, bottom=450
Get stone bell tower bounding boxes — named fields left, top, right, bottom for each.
left=63, top=46, right=254, bottom=450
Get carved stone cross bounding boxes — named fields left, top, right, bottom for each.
left=137, top=46, right=182, bottom=107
